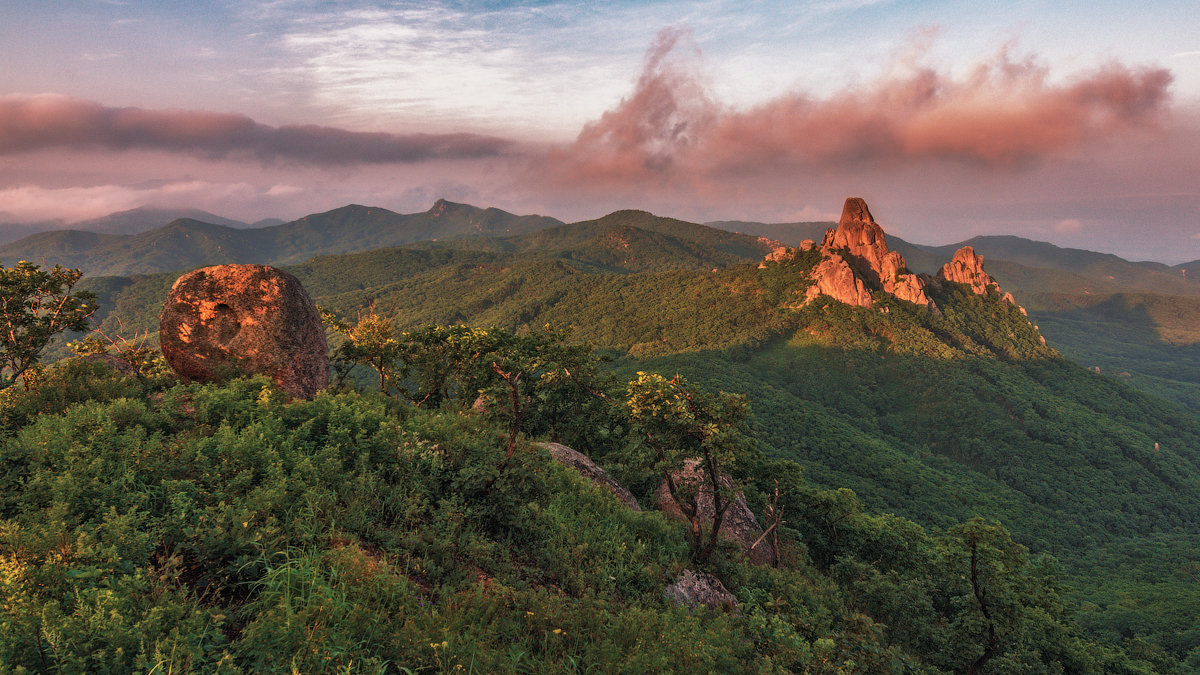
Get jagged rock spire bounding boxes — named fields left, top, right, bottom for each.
left=801, top=197, right=935, bottom=310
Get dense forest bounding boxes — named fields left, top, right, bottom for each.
left=5, top=209, right=1200, bottom=671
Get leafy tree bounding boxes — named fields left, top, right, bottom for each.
left=395, top=324, right=611, bottom=462
left=0, top=261, right=96, bottom=390
left=625, top=371, right=752, bottom=562
left=326, top=315, right=616, bottom=463
left=322, top=306, right=402, bottom=393
left=935, top=517, right=1069, bottom=674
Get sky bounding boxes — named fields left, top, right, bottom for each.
left=1, top=0, right=1199, bottom=261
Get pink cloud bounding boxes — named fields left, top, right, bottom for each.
left=540, top=30, right=1173, bottom=193
left=0, top=94, right=515, bottom=164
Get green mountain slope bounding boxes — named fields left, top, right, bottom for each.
left=409, top=210, right=777, bottom=273
left=965, top=253, right=1200, bottom=410
left=6, top=352, right=1152, bottom=672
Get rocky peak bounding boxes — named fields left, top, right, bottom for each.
left=429, top=198, right=475, bottom=218
left=841, top=196, right=873, bottom=224
left=822, top=197, right=885, bottom=264
left=773, top=197, right=936, bottom=310
left=938, top=246, right=1020, bottom=309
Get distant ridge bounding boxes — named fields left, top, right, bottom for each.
left=707, top=219, right=831, bottom=246
left=73, top=206, right=248, bottom=235
left=0, top=207, right=248, bottom=248
left=0, top=200, right=563, bottom=277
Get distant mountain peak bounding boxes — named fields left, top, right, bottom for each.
left=429, top=198, right=479, bottom=218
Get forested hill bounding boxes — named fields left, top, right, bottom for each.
left=716, top=218, right=1200, bottom=411
left=404, top=209, right=780, bottom=273
left=70, top=207, right=1200, bottom=667
left=0, top=200, right=563, bottom=277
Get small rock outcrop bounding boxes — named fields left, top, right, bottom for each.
left=663, top=569, right=738, bottom=612
left=537, top=442, right=641, bottom=511
left=159, top=264, right=329, bottom=399
left=803, top=252, right=874, bottom=308
left=937, top=246, right=1019, bottom=307
left=656, top=459, right=775, bottom=565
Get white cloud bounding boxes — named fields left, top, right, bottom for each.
left=266, top=183, right=303, bottom=197
left=1054, top=218, right=1083, bottom=233
left=273, top=0, right=901, bottom=139
left=279, top=4, right=638, bottom=138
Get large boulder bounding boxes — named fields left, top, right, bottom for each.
left=656, top=459, right=775, bottom=565
left=159, top=264, right=329, bottom=399
left=537, top=442, right=641, bottom=511
left=663, top=569, right=738, bottom=612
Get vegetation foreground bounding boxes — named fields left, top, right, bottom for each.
left=0, top=354, right=1171, bottom=674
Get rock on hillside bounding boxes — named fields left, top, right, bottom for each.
left=805, top=252, right=874, bottom=308
left=809, top=198, right=935, bottom=309
left=938, top=246, right=1020, bottom=309
left=766, top=198, right=936, bottom=310
left=159, top=264, right=329, bottom=399
left=663, top=569, right=738, bottom=612
left=763, top=198, right=1038, bottom=319
left=656, top=459, right=775, bottom=565
left=537, top=442, right=641, bottom=511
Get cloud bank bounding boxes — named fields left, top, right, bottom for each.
left=0, top=94, right=514, bottom=163
left=543, top=29, right=1174, bottom=190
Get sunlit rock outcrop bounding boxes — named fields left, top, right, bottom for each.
left=765, top=197, right=935, bottom=311
left=937, top=245, right=1020, bottom=308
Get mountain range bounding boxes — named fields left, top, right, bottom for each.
left=0, top=200, right=563, bottom=277
left=18, top=196, right=1200, bottom=668
left=13, top=197, right=1195, bottom=411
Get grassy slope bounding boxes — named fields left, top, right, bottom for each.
left=318, top=248, right=1200, bottom=660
